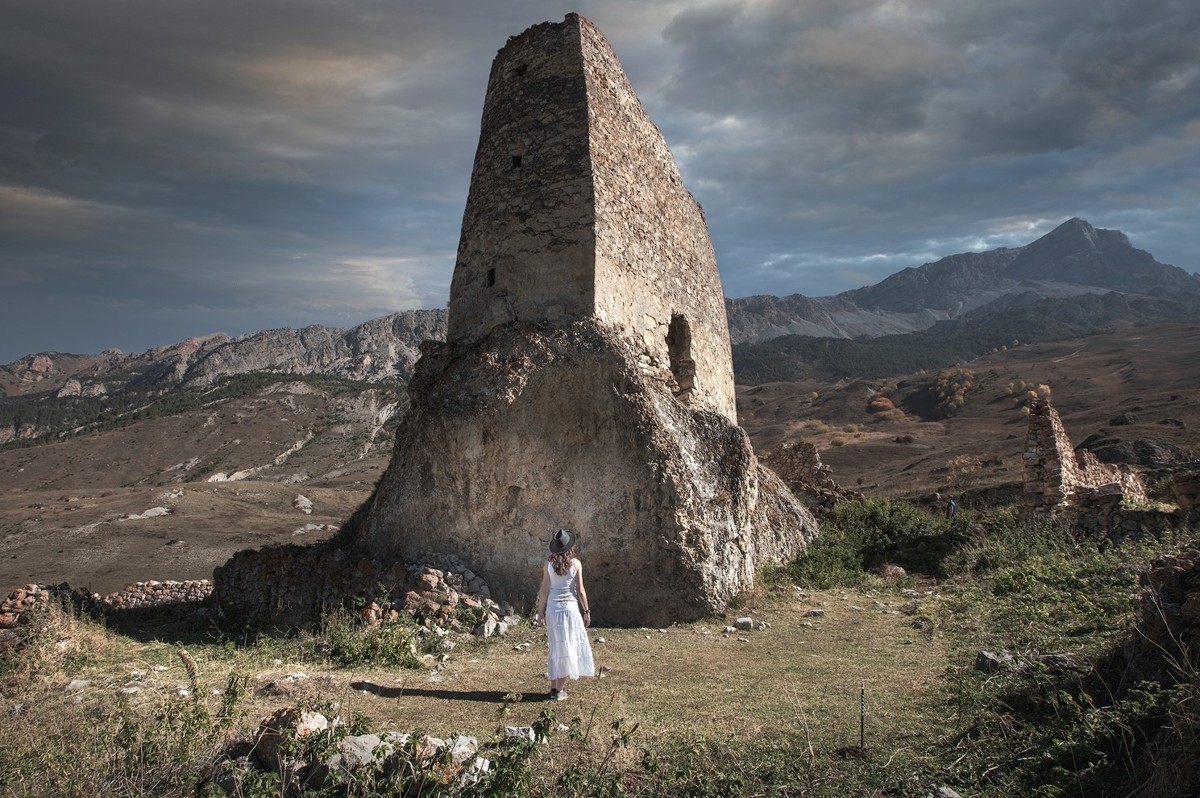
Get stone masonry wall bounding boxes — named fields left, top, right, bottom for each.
left=0, top=580, right=213, bottom=629
left=760, top=441, right=862, bottom=517
left=448, top=19, right=594, bottom=347
left=581, top=16, right=737, bottom=422
left=447, top=15, right=736, bottom=423
left=212, top=543, right=412, bottom=629
left=1022, top=397, right=1147, bottom=518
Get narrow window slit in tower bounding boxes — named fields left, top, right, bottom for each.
left=511, top=155, right=522, bottom=169
left=487, top=268, right=496, bottom=287
left=666, top=314, right=696, bottom=404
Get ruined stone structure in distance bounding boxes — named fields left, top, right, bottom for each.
left=354, top=14, right=817, bottom=626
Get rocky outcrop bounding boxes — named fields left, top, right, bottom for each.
left=1, top=310, right=447, bottom=399
left=356, top=321, right=817, bottom=627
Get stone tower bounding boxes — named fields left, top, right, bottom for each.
left=449, top=14, right=736, bottom=421
left=354, top=15, right=816, bottom=626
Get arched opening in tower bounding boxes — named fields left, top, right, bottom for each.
left=666, top=314, right=696, bottom=403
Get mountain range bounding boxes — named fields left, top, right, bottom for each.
left=3, top=218, right=1197, bottom=445
left=726, top=217, right=1199, bottom=343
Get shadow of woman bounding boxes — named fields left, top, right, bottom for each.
left=350, top=681, right=554, bottom=702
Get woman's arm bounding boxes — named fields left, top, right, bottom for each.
left=535, top=564, right=550, bottom=625
left=574, top=559, right=591, bottom=628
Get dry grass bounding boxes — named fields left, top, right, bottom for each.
left=0, top=582, right=950, bottom=795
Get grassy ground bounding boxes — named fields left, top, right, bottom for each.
left=0, top=579, right=950, bottom=797
left=1, top=500, right=1196, bottom=797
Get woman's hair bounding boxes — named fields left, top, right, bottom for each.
left=550, top=548, right=575, bottom=576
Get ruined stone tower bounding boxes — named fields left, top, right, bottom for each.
left=448, top=14, right=736, bottom=421
left=354, top=15, right=816, bottom=626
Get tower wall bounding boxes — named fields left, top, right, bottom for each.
left=448, top=20, right=596, bottom=345
left=579, top=18, right=737, bottom=422
left=448, top=15, right=736, bottom=423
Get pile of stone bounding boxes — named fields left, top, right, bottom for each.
left=363, top=558, right=520, bottom=638
left=215, top=704, right=542, bottom=794
left=0, top=584, right=63, bottom=628
left=92, top=579, right=213, bottom=610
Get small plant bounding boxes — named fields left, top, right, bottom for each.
left=308, top=609, right=423, bottom=669
left=945, top=453, right=982, bottom=493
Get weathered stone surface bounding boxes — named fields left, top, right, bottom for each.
left=358, top=322, right=815, bottom=627
left=352, top=16, right=816, bottom=627
left=448, top=14, right=735, bottom=423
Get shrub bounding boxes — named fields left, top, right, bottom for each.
left=787, top=499, right=969, bottom=588
left=866, top=396, right=895, bottom=413
left=306, top=610, right=424, bottom=669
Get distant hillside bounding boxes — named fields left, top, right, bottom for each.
left=5, top=217, right=1197, bottom=442
left=734, top=291, right=1200, bottom=383
left=0, top=309, right=445, bottom=400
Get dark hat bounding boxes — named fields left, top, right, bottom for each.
left=549, top=528, right=576, bottom=554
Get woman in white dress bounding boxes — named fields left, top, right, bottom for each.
left=535, top=528, right=595, bottom=700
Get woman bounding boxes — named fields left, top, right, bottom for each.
left=535, top=528, right=595, bottom=700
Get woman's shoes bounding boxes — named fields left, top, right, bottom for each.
left=549, top=688, right=569, bottom=701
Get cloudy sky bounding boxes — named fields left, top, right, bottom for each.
left=2, top=0, right=1198, bottom=363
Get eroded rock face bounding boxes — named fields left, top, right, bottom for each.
left=357, top=322, right=816, bottom=626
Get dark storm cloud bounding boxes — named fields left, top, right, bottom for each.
left=649, top=0, right=1200, bottom=295
left=1, top=0, right=1197, bottom=362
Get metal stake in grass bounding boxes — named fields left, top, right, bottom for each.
left=860, top=681, right=865, bottom=750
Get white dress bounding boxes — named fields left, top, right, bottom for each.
left=545, top=560, right=595, bottom=681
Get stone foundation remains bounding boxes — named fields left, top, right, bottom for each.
left=1022, top=396, right=1199, bottom=537
left=1127, top=547, right=1200, bottom=680
left=1022, top=397, right=1147, bottom=517
left=760, top=441, right=862, bottom=517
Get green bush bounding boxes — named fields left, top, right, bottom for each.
left=307, top=610, right=424, bottom=669
left=787, top=498, right=968, bottom=588
left=934, top=513, right=1197, bottom=797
